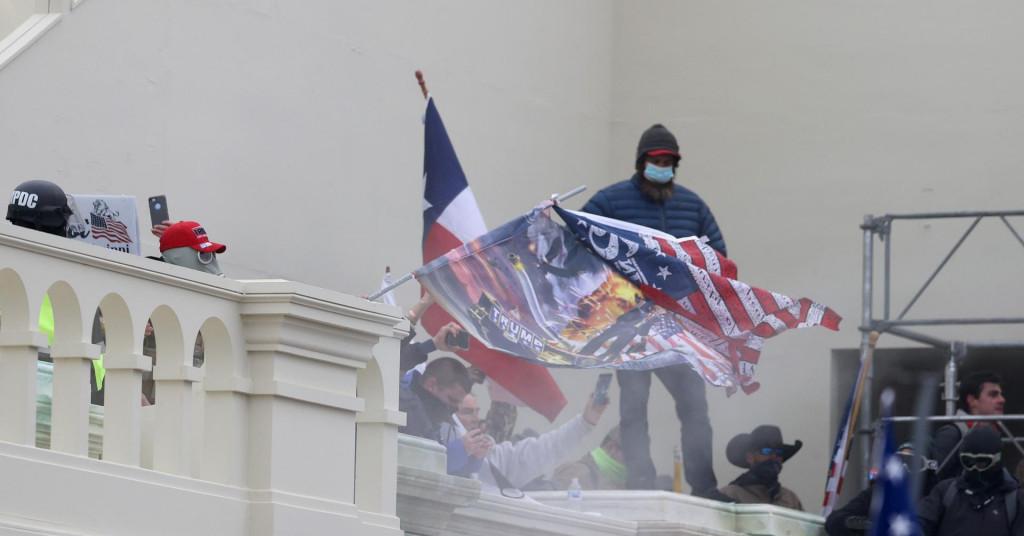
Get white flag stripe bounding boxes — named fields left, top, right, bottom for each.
left=688, top=264, right=740, bottom=337
left=436, top=188, right=487, bottom=242
left=770, top=291, right=796, bottom=311
left=731, top=279, right=768, bottom=328
left=799, top=302, right=826, bottom=328
left=694, top=239, right=722, bottom=276
left=668, top=240, right=692, bottom=263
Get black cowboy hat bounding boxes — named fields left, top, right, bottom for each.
left=726, top=425, right=803, bottom=468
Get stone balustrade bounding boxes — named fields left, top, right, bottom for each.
left=0, top=223, right=408, bottom=535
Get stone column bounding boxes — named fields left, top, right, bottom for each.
left=102, top=352, right=151, bottom=465
left=49, top=341, right=101, bottom=455
left=239, top=284, right=405, bottom=536
left=0, top=330, right=46, bottom=445
left=354, top=328, right=406, bottom=530
left=152, top=363, right=203, bottom=476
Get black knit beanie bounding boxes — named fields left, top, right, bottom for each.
left=962, top=426, right=1001, bottom=456
left=635, top=124, right=680, bottom=165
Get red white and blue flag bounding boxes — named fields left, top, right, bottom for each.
left=822, top=379, right=860, bottom=516
left=420, top=97, right=567, bottom=421
left=90, top=213, right=132, bottom=243
left=822, top=342, right=874, bottom=515
left=555, top=207, right=841, bottom=392
left=415, top=202, right=840, bottom=393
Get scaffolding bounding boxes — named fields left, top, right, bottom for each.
left=858, top=210, right=1024, bottom=483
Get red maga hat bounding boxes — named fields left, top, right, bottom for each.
left=159, top=220, right=227, bottom=253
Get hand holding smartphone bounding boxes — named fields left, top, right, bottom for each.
left=593, top=373, right=613, bottom=406
left=446, top=329, right=470, bottom=350
left=148, top=195, right=170, bottom=228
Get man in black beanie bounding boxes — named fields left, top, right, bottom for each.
left=580, top=124, right=726, bottom=497
left=918, top=426, right=1023, bottom=536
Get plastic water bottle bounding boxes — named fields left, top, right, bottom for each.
left=567, top=477, right=583, bottom=511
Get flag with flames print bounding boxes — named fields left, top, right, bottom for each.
left=414, top=202, right=841, bottom=393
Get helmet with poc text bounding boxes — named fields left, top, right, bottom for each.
left=6, top=180, right=73, bottom=236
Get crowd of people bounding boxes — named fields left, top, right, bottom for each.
left=9, top=125, right=1023, bottom=534
left=826, top=371, right=1021, bottom=536
left=394, top=123, right=815, bottom=509
left=390, top=123, right=1024, bottom=536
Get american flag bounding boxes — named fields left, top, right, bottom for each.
left=90, top=213, right=132, bottom=243
left=822, top=349, right=872, bottom=516
left=555, top=206, right=841, bottom=394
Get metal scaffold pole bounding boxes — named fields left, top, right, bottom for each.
left=858, top=215, right=875, bottom=486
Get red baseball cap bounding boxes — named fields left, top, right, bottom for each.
left=159, top=220, right=227, bottom=253
left=646, top=148, right=681, bottom=158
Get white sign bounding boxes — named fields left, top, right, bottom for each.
left=66, top=194, right=141, bottom=256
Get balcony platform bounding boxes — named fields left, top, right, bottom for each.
left=397, top=434, right=825, bottom=536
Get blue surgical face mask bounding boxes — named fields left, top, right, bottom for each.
left=643, top=162, right=674, bottom=184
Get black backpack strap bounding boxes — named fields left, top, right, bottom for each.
left=1006, top=488, right=1018, bottom=528
left=936, top=430, right=968, bottom=475
left=943, top=481, right=958, bottom=510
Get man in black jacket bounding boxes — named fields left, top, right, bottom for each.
left=825, top=443, right=929, bottom=535
left=930, top=371, right=1005, bottom=488
left=918, top=427, right=1023, bottom=536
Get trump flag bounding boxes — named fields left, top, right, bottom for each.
left=416, top=203, right=840, bottom=393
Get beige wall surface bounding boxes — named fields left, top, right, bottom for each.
left=2, top=0, right=1024, bottom=511
left=0, top=0, right=35, bottom=39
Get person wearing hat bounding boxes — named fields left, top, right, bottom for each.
left=718, top=425, right=803, bottom=510
left=157, top=220, right=228, bottom=276
left=918, top=426, right=1024, bottom=536
left=580, top=124, right=726, bottom=496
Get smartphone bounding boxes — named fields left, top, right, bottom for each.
left=148, top=195, right=170, bottom=227
left=446, top=329, right=470, bottom=350
left=594, top=372, right=613, bottom=405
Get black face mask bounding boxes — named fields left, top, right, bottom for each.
left=751, top=459, right=782, bottom=484
left=962, top=465, right=1003, bottom=491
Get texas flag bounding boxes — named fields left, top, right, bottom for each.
left=420, top=96, right=567, bottom=421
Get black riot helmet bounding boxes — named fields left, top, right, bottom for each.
left=6, top=180, right=73, bottom=236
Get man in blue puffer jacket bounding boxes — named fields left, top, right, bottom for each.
left=580, top=123, right=726, bottom=498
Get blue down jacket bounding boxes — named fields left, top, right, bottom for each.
left=580, top=174, right=727, bottom=256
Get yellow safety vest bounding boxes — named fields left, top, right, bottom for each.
left=39, top=295, right=106, bottom=390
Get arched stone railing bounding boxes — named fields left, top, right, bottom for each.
left=0, top=223, right=407, bottom=535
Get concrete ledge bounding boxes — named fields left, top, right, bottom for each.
left=529, top=490, right=825, bottom=536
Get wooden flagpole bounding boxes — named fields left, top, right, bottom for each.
left=416, top=70, right=429, bottom=100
